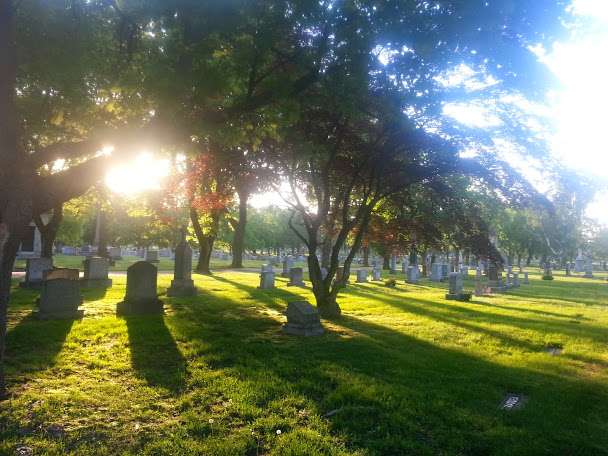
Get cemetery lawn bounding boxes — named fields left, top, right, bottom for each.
left=2, top=270, right=608, bottom=455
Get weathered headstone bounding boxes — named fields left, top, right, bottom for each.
left=145, top=249, right=159, bottom=263
left=440, top=263, right=449, bottom=281
left=583, top=258, right=593, bottom=279
left=356, top=269, right=368, bottom=283
left=523, top=272, right=529, bottom=284
left=261, top=263, right=274, bottom=273
left=108, top=246, right=122, bottom=260
left=281, top=257, right=295, bottom=277
left=406, top=265, right=419, bottom=284
left=287, top=267, right=305, bottom=287
left=542, top=264, right=553, bottom=280
left=81, top=257, right=112, bottom=288
left=167, top=242, right=197, bottom=297
left=446, top=272, right=471, bottom=301
left=575, top=250, right=585, bottom=273
left=20, top=257, right=53, bottom=288
left=282, top=301, right=324, bottom=336
left=401, top=257, right=409, bottom=274
left=371, top=268, right=382, bottom=281
left=389, top=255, right=397, bottom=274
left=44, top=268, right=80, bottom=281
left=430, top=263, right=443, bottom=282
left=512, top=272, right=520, bottom=288
left=116, top=262, right=163, bottom=315
left=336, top=266, right=349, bottom=284
left=259, top=271, right=275, bottom=289
left=37, top=277, right=83, bottom=320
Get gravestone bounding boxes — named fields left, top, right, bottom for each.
left=259, top=271, right=275, bottom=289
left=145, top=249, right=159, bottom=263
left=20, top=257, right=54, bottom=288
left=505, top=273, right=512, bottom=289
left=167, top=242, right=197, bottom=297
left=108, top=246, right=122, bottom=260
left=401, top=258, right=409, bottom=274
left=575, top=250, right=585, bottom=273
left=116, top=262, right=163, bottom=315
left=261, top=263, right=274, bottom=273
left=356, top=269, right=368, bottom=283
left=37, top=277, right=83, bottom=320
left=281, top=257, right=295, bottom=277
left=287, top=267, right=305, bottom=287
left=81, top=257, right=112, bottom=288
left=44, top=268, right=80, bottom=281
left=460, top=266, right=469, bottom=277
left=583, top=258, right=593, bottom=279
left=336, top=267, right=349, bottom=284
left=523, top=272, right=529, bottom=284
left=371, top=268, right=382, bottom=281
left=445, top=272, right=471, bottom=301
left=440, top=263, right=449, bottom=281
left=542, top=264, right=553, bottom=280
left=430, top=263, right=443, bottom=282
left=389, top=255, right=397, bottom=274
left=565, top=264, right=572, bottom=276
left=488, top=263, right=504, bottom=292
left=282, top=301, right=324, bottom=336
left=406, top=266, right=419, bottom=284
left=512, top=272, right=520, bottom=288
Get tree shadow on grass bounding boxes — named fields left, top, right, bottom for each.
left=346, top=286, right=608, bottom=368
left=163, top=277, right=608, bottom=455
left=5, top=314, right=74, bottom=386
left=123, top=314, right=186, bottom=394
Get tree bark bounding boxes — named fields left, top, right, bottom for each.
left=34, top=203, right=63, bottom=259
left=230, top=186, right=249, bottom=268
left=362, top=245, right=369, bottom=267
left=190, top=207, right=218, bottom=275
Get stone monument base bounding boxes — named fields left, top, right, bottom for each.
left=116, top=299, right=164, bottom=315
left=445, top=292, right=472, bottom=302
left=167, top=279, right=197, bottom=297
left=80, top=278, right=113, bottom=288
left=282, top=323, right=324, bottom=336
left=287, top=281, right=306, bottom=287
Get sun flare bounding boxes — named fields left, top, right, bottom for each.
left=105, top=152, right=169, bottom=195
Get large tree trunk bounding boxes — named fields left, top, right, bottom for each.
left=230, top=186, right=249, bottom=268
left=362, top=245, right=369, bottom=267
left=34, top=203, right=63, bottom=259
left=190, top=207, right=221, bottom=275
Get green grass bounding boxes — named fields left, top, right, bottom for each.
left=1, top=269, right=608, bottom=455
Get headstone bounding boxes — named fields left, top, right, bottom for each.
left=37, top=277, right=83, bottom=319
left=488, top=263, right=503, bottom=292
left=583, top=258, right=593, bottom=279
left=287, top=267, right=305, bottom=287
left=512, top=272, right=520, bottom=288
left=282, top=301, right=324, bottom=336
left=406, top=265, right=419, bottom=284
left=440, top=263, right=449, bottom=281
left=116, top=262, right=163, bottom=315
left=523, top=272, right=529, bottom=284
left=371, top=268, right=382, bottom=281
left=431, top=263, right=443, bottom=282
left=542, top=264, right=553, bottom=280
left=446, top=272, right=471, bottom=301
left=401, top=257, right=409, bottom=274
left=336, top=267, right=349, bottom=284
left=259, top=271, right=275, bottom=289
left=145, top=249, right=159, bottom=263
left=108, top=246, right=122, bottom=260
left=356, top=269, right=368, bottom=283
left=389, top=255, right=397, bottom=274
left=575, top=250, right=585, bottom=273
left=281, top=257, right=295, bottom=277
left=565, top=264, right=572, bottom=276
left=44, top=268, right=79, bottom=281
left=81, top=257, right=112, bottom=288
left=167, top=242, right=197, bottom=297
left=460, top=266, right=469, bottom=277
left=505, top=273, right=512, bottom=289
left=20, top=257, right=53, bottom=288
left=261, top=263, right=274, bottom=273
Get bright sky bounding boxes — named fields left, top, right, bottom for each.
left=105, top=0, right=608, bottom=222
